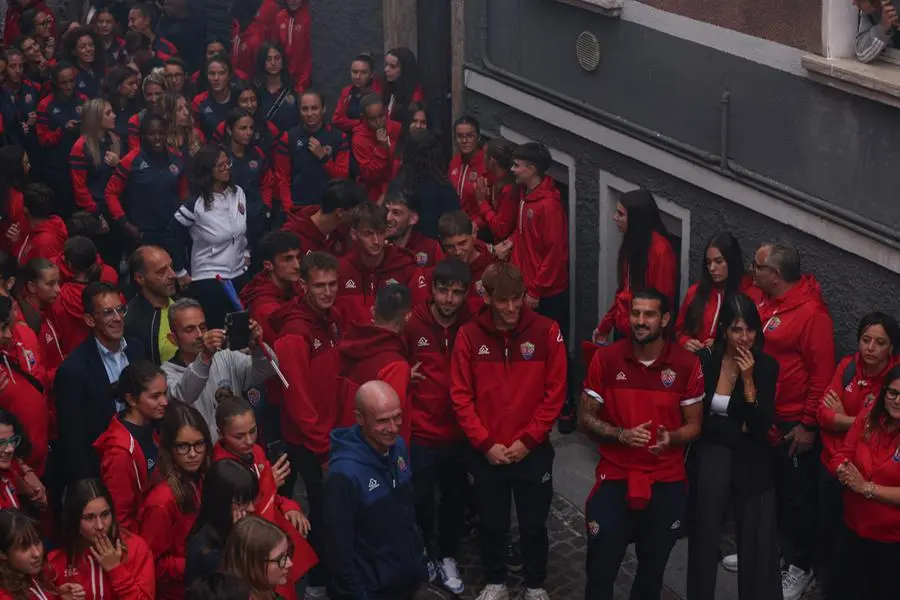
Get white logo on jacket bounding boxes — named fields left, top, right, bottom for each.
left=478, top=345, right=490, bottom=356
left=616, top=371, right=627, bottom=382
left=345, top=280, right=357, bottom=289
left=313, top=338, right=322, bottom=350
left=417, top=337, right=430, bottom=348
left=368, top=478, right=380, bottom=492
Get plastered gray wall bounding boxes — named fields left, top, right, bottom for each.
left=466, top=91, right=900, bottom=358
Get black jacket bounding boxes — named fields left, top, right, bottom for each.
left=124, top=293, right=165, bottom=365
left=185, top=523, right=224, bottom=585
left=54, top=336, right=145, bottom=483
left=411, top=178, right=460, bottom=240
left=699, top=349, right=779, bottom=495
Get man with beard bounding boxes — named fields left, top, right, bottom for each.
left=125, top=246, right=178, bottom=365
left=240, top=231, right=304, bottom=342
left=438, top=210, right=496, bottom=314
left=451, top=262, right=566, bottom=600
left=403, top=258, right=471, bottom=594
left=385, top=186, right=443, bottom=269
left=579, top=289, right=703, bottom=600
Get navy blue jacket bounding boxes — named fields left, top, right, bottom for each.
left=75, top=65, right=104, bottom=99
left=193, top=91, right=236, bottom=139
left=323, top=426, right=425, bottom=600
left=276, top=124, right=349, bottom=207
left=257, top=86, right=300, bottom=135
left=0, top=80, right=41, bottom=149
left=228, top=144, right=270, bottom=219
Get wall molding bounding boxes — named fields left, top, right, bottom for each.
left=466, top=69, right=900, bottom=274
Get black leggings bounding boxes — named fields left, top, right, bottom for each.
left=185, top=273, right=250, bottom=329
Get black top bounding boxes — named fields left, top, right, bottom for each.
left=119, top=414, right=158, bottom=474
left=699, top=349, right=779, bottom=495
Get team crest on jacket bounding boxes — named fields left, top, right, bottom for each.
left=331, top=322, right=340, bottom=338
left=23, top=349, right=35, bottom=369
left=475, top=280, right=485, bottom=296
left=765, top=316, right=781, bottom=332
left=238, top=202, right=245, bottom=215
left=865, top=393, right=876, bottom=408
left=468, top=171, right=478, bottom=182
left=520, top=342, right=535, bottom=360
left=587, top=520, right=599, bottom=538
left=397, top=456, right=408, bottom=472
left=286, top=95, right=295, bottom=105
left=661, top=368, right=676, bottom=388
left=247, top=388, right=260, bottom=406
left=527, top=208, right=534, bottom=220
left=169, top=164, right=180, bottom=174
left=894, top=444, right=900, bottom=462
left=415, top=252, right=428, bottom=266
left=248, top=160, right=259, bottom=170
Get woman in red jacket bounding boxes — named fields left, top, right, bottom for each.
left=49, top=479, right=155, bottom=600
left=593, top=188, right=676, bottom=343
left=332, top=52, right=381, bottom=135
left=449, top=116, right=485, bottom=223
left=382, top=47, right=424, bottom=125
left=675, top=232, right=752, bottom=352
left=274, top=0, right=311, bottom=92
left=475, top=137, right=519, bottom=242
left=0, top=411, right=46, bottom=512
left=212, top=391, right=316, bottom=600
left=140, top=402, right=211, bottom=600
left=0, top=510, right=83, bottom=600
left=831, top=365, right=900, bottom=599
left=94, top=361, right=168, bottom=532
left=221, top=515, right=295, bottom=600
left=0, top=146, right=31, bottom=258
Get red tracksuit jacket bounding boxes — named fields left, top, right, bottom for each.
left=386, top=84, right=424, bottom=123
left=0, top=354, right=48, bottom=476
left=336, top=323, right=412, bottom=441
left=404, top=231, right=443, bottom=269
left=451, top=306, right=567, bottom=452
left=756, top=275, right=835, bottom=426
left=674, top=275, right=754, bottom=347
left=49, top=266, right=119, bottom=356
left=332, top=80, right=383, bottom=134
left=282, top=205, right=350, bottom=257
left=831, top=411, right=900, bottom=542
left=0, top=188, right=27, bottom=257
left=477, top=174, right=519, bottom=241
left=239, top=272, right=304, bottom=344
left=0, top=575, right=59, bottom=600
left=597, top=231, right=676, bottom=338
left=231, top=17, right=264, bottom=79
left=336, top=245, right=425, bottom=326
left=270, top=298, right=344, bottom=460
left=417, top=242, right=495, bottom=315
left=17, top=217, right=66, bottom=264
left=510, top=177, right=569, bottom=300
left=274, top=4, right=312, bottom=91
left=0, top=462, right=24, bottom=510
left=48, top=531, right=155, bottom=600
left=449, top=148, right=486, bottom=226
left=582, top=339, right=704, bottom=508
left=404, top=303, right=470, bottom=447
left=93, top=416, right=155, bottom=533
left=139, top=481, right=199, bottom=600
left=351, top=119, right=401, bottom=202
left=818, top=354, right=895, bottom=467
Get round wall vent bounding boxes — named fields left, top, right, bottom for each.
left=576, top=31, right=601, bottom=72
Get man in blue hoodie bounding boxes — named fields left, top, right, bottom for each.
left=323, top=380, right=427, bottom=600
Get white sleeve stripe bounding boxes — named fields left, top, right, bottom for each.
left=583, top=389, right=604, bottom=404
left=174, top=207, right=194, bottom=227
left=680, top=395, right=704, bottom=407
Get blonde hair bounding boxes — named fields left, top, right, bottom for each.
left=81, top=98, right=120, bottom=168
left=221, top=515, right=290, bottom=600
left=159, top=92, right=201, bottom=156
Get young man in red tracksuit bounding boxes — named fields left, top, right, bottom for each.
left=751, top=242, right=835, bottom=599
left=282, top=179, right=365, bottom=258
left=336, top=202, right=426, bottom=326
left=450, top=262, right=566, bottom=600
left=19, top=183, right=66, bottom=264
left=275, top=0, right=312, bottom=91
left=385, top=186, right=443, bottom=269
left=404, top=258, right=472, bottom=594
left=240, top=231, right=304, bottom=343
left=351, top=94, right=401, bottom=202
left=268, top=251, right=344, bottom=600
left=580, top=289, right=703, bottom=600
left=337, top=283, right=413, bottom=442
left=438, top=210, right=496, bottom=314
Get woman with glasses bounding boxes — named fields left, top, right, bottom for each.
left=48, top=479, right=155, bottom=600
left=140, top=401, right=211, bottom=600
left=829, top=365, right=900, bottom=599
left=20, top=8, right=56, bottom=61
left=253, top=43, right=300, bottom=136
left=192, top=55, right=236, bottom=140
left=221, top=515, right=294, bottom=600
left=126, top=70, right=169, bottom=151
left=162, top=58, right=192, bottom=97
left=448, top=116, right=485, bottom=224
left=167, top=145, right=248, bottom=329
left=0, top=411, right=45, bottom=512
left=94, top=361, right=168, bottom=532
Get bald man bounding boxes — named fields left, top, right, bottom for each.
left=125, top=246, right=178, bottom=364
left=323, top=381, right=427, bottom=600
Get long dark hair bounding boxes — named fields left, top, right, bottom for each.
left=63, top=27, right=104, bottom=72
left=60, top=479, right=123, bottom=564
left=253, top=42, right=293, bottom=91
left=63, top=236, right=103, bottom=282
left=683, top=232, right=746, bottom=337
left=192, top=145, right=234, bottom=209
left=382, top=47, right=419, bottom=122
left=857, top=311, right=900, bottom=356
left=0, top=410, right=32, bottom=464
left=188, top=459, right=259, bottom=550
left=712, top=292, right=765, bottom=356
left=223, top=107, right=255, bottom=149
left=617, top=188, right=668, bottom=291
left=395, top=100, right=427, bottom=158
left=865, top=365, right=900, bottom=439
left=50, top=61, right=77, bottom=98
left=112, top=360, right=165, bottom=410
left=399, top=131, right=448, bottom=189
left=0, top=510, right=52, bottom=599
left=103, top=64, right=139, bottom=111
left=156, top=401, right=211, bottom=513
left=484, top=137, right=517, bottom=189
left=0, top=146, right=27, bottom=221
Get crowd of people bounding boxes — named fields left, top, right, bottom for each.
left=0, top=2, right=893, bottom=600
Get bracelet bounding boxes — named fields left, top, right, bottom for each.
left=864, top=482, right=876, bottom=500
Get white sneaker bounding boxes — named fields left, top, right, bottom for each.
left=475, top=584, right=509, bottom=600
left=523, top=588, right=550, bottom=600
left=721, top=553, right=738, bottom=573
left=303, top=587, right=327, bottom=600
left=781, top=565, right=814, bottom=600
left=438, top=557, right=464, bottom=594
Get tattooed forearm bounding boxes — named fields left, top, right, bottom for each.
left=578, top=393, right=622, bottom=443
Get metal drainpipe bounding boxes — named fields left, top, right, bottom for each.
left=474, top=6, right=900, bottom=250
left=720, top=91, right=730, bottom=171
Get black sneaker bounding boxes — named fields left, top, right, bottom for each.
left=505, top=541, right=523, bottom=572
left=557, top=403, right=577, bottom=434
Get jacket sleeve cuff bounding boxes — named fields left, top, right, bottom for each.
left=175, top=269, right=188, bottom=278
left=520, top=432, right=540, bottom=450
left=474, top=437, right=495, bottom=453
left=801, top=416, right=818, bottom=430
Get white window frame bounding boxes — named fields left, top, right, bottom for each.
left=596, top=171, right=691, bottom=322
left=499, top=126, right=577, bottom=353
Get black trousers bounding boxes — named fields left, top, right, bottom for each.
left=834, top=526, right=900, bottom=600
left=410, top=442, right=468, bottom=559
left=686, top=443, right=781, bottom=600
left=771, top=430, right=819, bottom=571
left=584, top=480, right=686, bottom=600
left=816, top=463, right=844, bottom=599
left=185, top=272, right=250, bottom=330
left=283, top=443, right=327, bottom=587
left=536, top=290, right=574, bottom=416
left=468, top=442, right=554, bottom=588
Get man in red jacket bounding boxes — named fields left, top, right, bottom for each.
left=438, top=210, right=496, bottom=314
left=404, top=258, right=471, bottom=594
left=240, top=231, right=303, bottom=342
left=751, top=242, right=835, bottom=599
left=337, top=202, right=426, bottom=326
left=450, top=262, right=566, bottom=600
left=579, top=289, right=703, bottom=600
left=351, top=94, right=401, bottom=202
left=282, top=180, right=364, bottom=258
left=385, top=187, right=443, bottom=269
left=19, top=183, right=66, bottom=264
left=337, top=283, right=413, bottom=441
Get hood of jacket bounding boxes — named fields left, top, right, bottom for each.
left=284, top=205, right=328, bottom=244
left=330, top=424, right=399, bottom=473
left=411, top=301, right=472, bottom=340
left=346, top=244, right=416, bottom=278
left=92, top=415, right=137, bottom=455
left=269, top=296, right=341, bottom=338
left=29, top=216, right=67, bottom=247
left=55, top=255, right=118, bottom=285
left=339, top=322, right=407, bottom=364
left=521, top=176, right=560, bottom=205
left=239, top=271, right=302, bottom=311
left=473, top=303, right=539, bottom=339
left=759, top=274, right=826, bottom=316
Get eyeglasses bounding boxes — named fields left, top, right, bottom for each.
left=96, top=305, right=127, bottom=320
left=215, top=160, right=232, bottom=172
left=265, top=548, right=293, bottom=569
left=749, top=261, right=775, bottom=273
left=172, top=440, right=208, bottom=456
left=164, top=72, right=185, bottom=80
left=886, top=388, right=900, bottom=401
left=0, top=435, right=21, bottom=450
